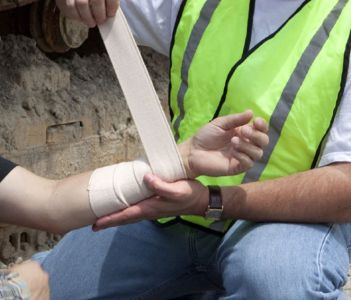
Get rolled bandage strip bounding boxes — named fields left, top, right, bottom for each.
left=90, top=10, right=188, bottom=217
left=99, top=10, right=187, bottom=181
left=88, top=158, right=153, bottom=217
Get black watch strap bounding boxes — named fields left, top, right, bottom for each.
left=205, top=185, right=223, bottom=220
left=208, top=185, right=222, bottom=208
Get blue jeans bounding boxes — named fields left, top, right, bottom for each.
left=39, top=221, right=351, bottom=299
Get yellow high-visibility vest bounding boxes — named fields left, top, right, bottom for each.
left=160, top=0, right=351, bottom=231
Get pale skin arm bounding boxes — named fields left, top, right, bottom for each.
left=0, top=111, right=268, bottom=234
left=0, top=167, right=95, bottom=234
left=93, top=163, right=351, bottom=229
left=1, top=112, right=267, bottom=300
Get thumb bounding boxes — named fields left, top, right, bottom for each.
left=144, top=173, right=179, bottom=199
left=212, top=110, right=253, bottom=130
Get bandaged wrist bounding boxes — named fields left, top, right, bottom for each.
left=88, top=158, right=153, bottom=217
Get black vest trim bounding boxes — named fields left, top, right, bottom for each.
left=243, top=0, right=348, bottom=183
left=312, top=28, right=351, bottom=168
left=213, top=0, right=311, bottom=119
left=168, top=0, right=188, bottom=121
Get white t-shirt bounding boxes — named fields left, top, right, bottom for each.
left=120, top=0, right=351, bottom=167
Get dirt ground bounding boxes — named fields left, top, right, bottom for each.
left=0, top=33, right=351, bottom=298
left=0, top=33, right=169, bottom=176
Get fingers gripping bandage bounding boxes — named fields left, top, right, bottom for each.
left=89, top=10, right=187, bottom=217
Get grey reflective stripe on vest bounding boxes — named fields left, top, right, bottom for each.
left=243, top=0, right=347, bottom=183
left=174, top=0, right=220, bottom=141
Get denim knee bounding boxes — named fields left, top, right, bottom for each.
left=215, top=222, right=350, bottom=300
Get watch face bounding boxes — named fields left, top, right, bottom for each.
left=205, top=208, right=222, bottom=220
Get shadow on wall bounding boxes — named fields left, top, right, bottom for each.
left=0, top=225, right=60, bottom=264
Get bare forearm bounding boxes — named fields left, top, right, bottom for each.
left=47, top=172, right=96, bottom=233
left=0, top=167, right=96, bottom=233
left=221, top=163, right=351, bottom=223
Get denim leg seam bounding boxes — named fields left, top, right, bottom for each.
left=135, top=229, right=205, bottom=299
left=189, top=230, right=198, bottom=262
left=133, top=269, right=203, bottom=300
left=316, top=224, right=335, bottom=298
left=133, top=272, right=188, bottom=300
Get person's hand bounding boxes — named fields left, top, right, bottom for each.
left=10, top=260, right=50, bottom=300
left=93, top=110, right=269, bottom=230
left=93, top=173, right=208, bottom=230
left=179, top=110, right=269, bottom=178
left=55, top=0, right=119, bottom=27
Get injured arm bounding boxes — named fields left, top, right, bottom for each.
left=0, top=166, right=95, bottom=234
left=0, top=111, right=268, bottom=233
left=88, top=111, right=268, bottom=218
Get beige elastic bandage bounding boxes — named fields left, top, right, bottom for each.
left=88, top=158, right=153, bottom=217
left=88, top=10, right=187, bottom=217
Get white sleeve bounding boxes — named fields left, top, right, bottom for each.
left=120, top=0, right=183, bottom=56
left=318, top=61, right=351, bottom=167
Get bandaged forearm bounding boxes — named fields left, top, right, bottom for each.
left=88, top=159, right=154, bottom=217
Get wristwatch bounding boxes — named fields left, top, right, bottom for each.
left=205, top=185, right=223, bottom=221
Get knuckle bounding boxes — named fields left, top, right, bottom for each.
left=76, top=0, right=87, bottom=6
left=214, top=116, right=222, bottom=123
left=95, top=16, right=106, bottom=24
left=106, top=0, right=117, bottom=7
left=89, top=0, right=101, bottom=6
left=65, top=0, right=76, bottom=8
left=211, top=116, right=222, bottom=126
